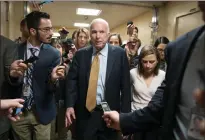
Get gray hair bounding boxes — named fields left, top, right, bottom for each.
left=89, top=18, right=110, bottom=33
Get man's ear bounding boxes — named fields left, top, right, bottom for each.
left=29, top=28, right=37, bottom=36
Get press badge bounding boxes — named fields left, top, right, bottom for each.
left=187, top=107, right=205, bottom=140
left=22, top=84, right=30, bottom=96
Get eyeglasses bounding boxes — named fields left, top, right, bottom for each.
left=37, top=27, right=53, bottom=33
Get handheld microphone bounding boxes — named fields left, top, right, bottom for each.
left=127, top=21, right=133, bottom=26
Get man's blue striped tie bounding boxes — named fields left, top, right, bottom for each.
left=23, top=48, right=37, bottom=110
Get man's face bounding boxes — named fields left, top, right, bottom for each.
left=35, top=18, right=53, bottom=44
left=127, top=36, right=138, bottom=50
left=199, top=2, right=205, bottom=22
left=90, top=22, right=109, bottom=51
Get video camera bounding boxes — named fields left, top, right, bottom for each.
left=61, top=38, right=75, bottom=53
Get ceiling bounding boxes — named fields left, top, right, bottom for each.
left=41, top=1, right=165, bottom=30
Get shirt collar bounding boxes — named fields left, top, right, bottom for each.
left=27, top=40, right=42, bottom=51
left=92, top=43, right=108, bottom=57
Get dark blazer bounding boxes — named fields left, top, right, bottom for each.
left=120, top=25, right=205, bottom=140
left=0, top=35, right=18, bottom=135
left=65, top=44, right=131, bottom=137
left=8, top=42, right=61, bottom=125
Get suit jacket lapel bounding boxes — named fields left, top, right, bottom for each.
left=86, top=46, right=93, bottom=83
left=38, top=44, right=48, bottom=60
left=105, top=45, right=116, bottom=84
left=33, top=44, right=49, bottom=67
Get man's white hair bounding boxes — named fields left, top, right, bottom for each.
left=89, top=18, right=110, bottom=33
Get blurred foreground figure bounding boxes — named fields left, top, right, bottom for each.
left=103, top=2, right=205, bottom=140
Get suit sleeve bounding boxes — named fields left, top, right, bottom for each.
left=120, top=50, right=131, bottom=113
left=65, top=51, right=79, bottom=108
left=120, top=42, right=171, bottom=135
left=4, top=40, right=20, bottom=85
left=48, top=50, right=61, bottom=92
left=120, top=79, right=165, bottom=135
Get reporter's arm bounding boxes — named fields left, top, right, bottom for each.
left=120, top=80, right=166, bottom=135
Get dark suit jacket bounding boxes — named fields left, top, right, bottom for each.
left=8, top=42, right=61, bottom=125
left=0, top=35, right=18, bottom=135
left=65, top=44, right=131, bottom=130
left=120, top=25, right=205, bottom=140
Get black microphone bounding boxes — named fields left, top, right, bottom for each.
left=127, top=21, right=133, bottom=26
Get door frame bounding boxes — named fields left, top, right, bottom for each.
left=174, top=9, right=201, bottom=39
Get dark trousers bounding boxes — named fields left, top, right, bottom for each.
left=132, top=129, right=160, bottom=140
left=0, top=131, right=9, bottom=140
left=76, top=107, right=121, bottom=140
left=0, top=129, right=15, bottom=140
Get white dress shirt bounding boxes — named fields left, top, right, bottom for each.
left=92, top=43, right=108, bottom=104
left=130, top=68, right=165, bottom=111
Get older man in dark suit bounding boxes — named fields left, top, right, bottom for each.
left=65, top=18, right=131, bottom=140
left=103, top=2, right=205, bottom=140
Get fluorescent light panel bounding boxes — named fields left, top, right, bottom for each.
left=77, top=8, right=101, bottom=16
left=74, top=23, right=90, bottom=27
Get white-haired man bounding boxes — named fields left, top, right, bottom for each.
left=65, top=18, right=131, bottom=140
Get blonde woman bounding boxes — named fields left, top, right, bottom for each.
left=76, top=28, right=90, bottom=49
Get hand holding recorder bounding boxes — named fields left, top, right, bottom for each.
left=0, top=99, right=24, bottom=121
left=9, top=56, right=39, bottom=78
left=51, top=63, right=67, bottom=82
left=102, top=111, right=121, bottom=130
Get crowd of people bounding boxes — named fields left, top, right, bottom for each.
left=0, top=1, right=205, bottom=140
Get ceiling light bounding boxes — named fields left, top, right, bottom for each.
left=74, top=23, right=90, bottom=27
left=76, top=8, right=101, bottom=16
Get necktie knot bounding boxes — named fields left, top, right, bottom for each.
left=29, top=48, right=38, bottom=56
left=96, top=52, right=100, bottom=56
